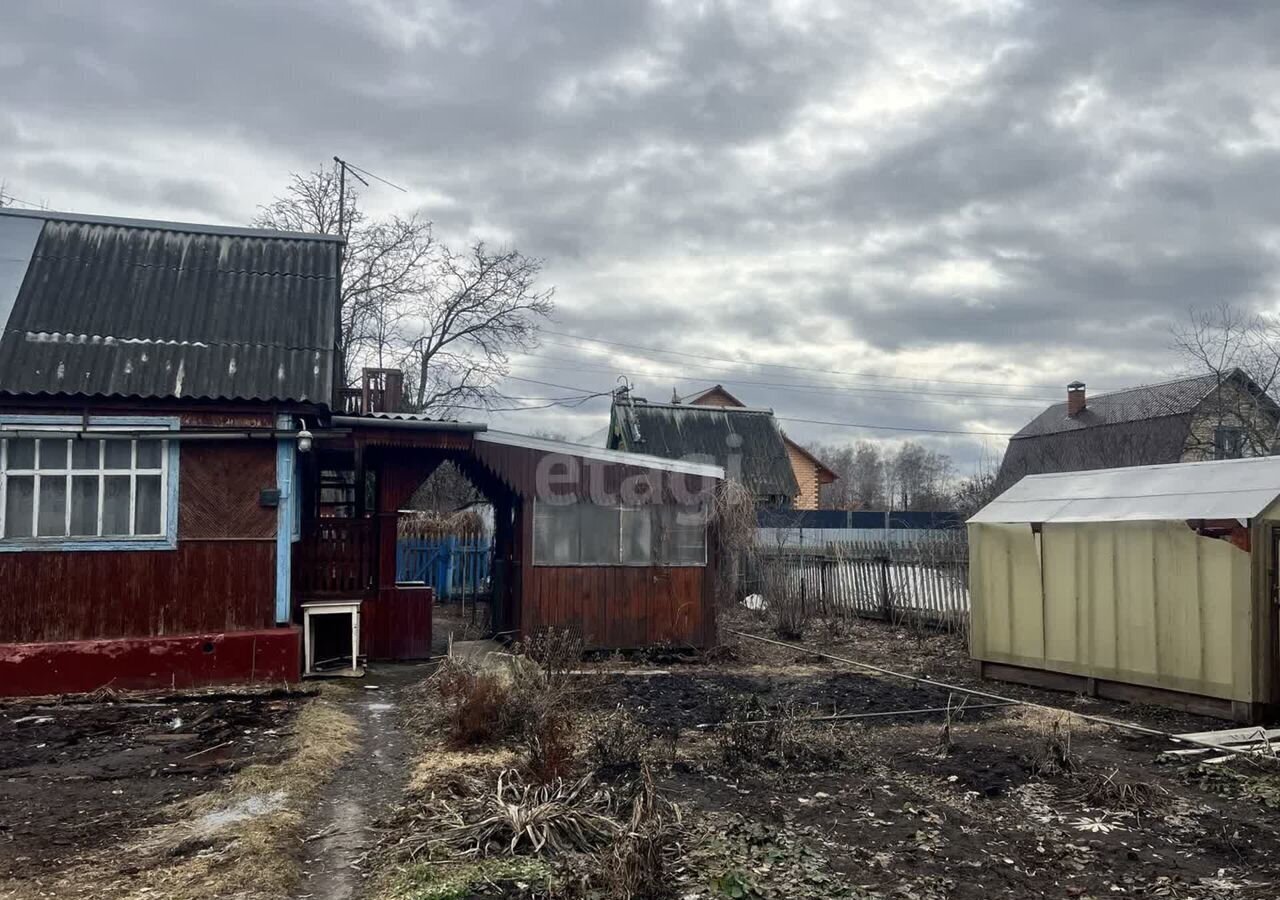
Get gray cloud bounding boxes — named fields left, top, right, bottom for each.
left=4, top=0, right=1280, bottom=470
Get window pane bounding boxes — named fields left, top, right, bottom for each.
left=104, top=440, right=133, bottom=469
left=102, top=475, right=131, bottom=535
left=579, top=504, right=621, bottom=564
left=534, top=502, right=578, bottom=565
left=136, top=440, right=163, bottom=468
left=621, top=506, right=652, bottom=565
left=7, top=439, right=35, bottom=469
left=673, top=505, right=708, bottom=565
left=655, top=505, right=708, bottom=566
left=38, top=439, right=68, bottom=470
left=70, top=476, right=99, bottom=536
left=37, top=476, right=67, bottom=537
left=4, top=475, right=34, bottom=537
left=135, top=475, right=162, bottom=535
left=72, top=439, right=102, bottom=469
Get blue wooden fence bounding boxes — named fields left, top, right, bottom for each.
left=396, top=536, right=492, bottom=600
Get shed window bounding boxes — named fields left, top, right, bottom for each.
left=1, top=436, right=169, bottom=542
left=533, top=500, right=707, bottom=567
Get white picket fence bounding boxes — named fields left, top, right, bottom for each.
left=743, top=533, right=969, bottom=629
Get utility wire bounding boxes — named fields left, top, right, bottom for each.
left=542, top=328, right=1111, bottom=393
left=508, top=354, right=1057, bottom=409
left=496, top=372, right=1018, bottom=437
left=730, top=631, right=1275, bottom=765
left=529, top=340, right=1060, bottom=401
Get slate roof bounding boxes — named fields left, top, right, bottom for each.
left=1012, top=372, right=1247, bottom=438
left=997, top=370, right=1280, bottom=488
left=608, top=396, right=799, bottom=501
left=0, top=208, right=341, bottom=405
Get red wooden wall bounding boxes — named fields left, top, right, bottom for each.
left=522, top=566, right=709, bottom=649
left=0, top=427, right=279, bottom=645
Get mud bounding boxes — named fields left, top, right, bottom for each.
left=0, top=690, right=303, bottom=879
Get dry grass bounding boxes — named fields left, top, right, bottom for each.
left=409, top=747, right=520, bottom=794
left=1075, top=768, right=1171, bottom=823
left=419, top=770, right=619, bottom=857
left=600, top=765, right=688, bottom=900
left=1003, top=705, right=1107, bottom=735
left=11, top=694, right=358, bottom=900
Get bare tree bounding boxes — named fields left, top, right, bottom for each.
left=953, top=453, right=1002, bottom=519
left=809, top=440, right=887, bottom=509
left=887, top=441, right=955, bottom=511
left=1171, top=304, right=1280, bottom=457
left=404, top=242, right=554, bottom=413
left=254, top=168, right=552, bottom=414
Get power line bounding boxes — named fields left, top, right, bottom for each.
left=776, top=416, right=1015, bottom=437
left=497, top=372, right=1018, bottom=437
left=541, top=328, right=1106, bottom=393
left=508, top=353, right=1057, bottom=409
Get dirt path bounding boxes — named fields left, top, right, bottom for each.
left=294, top=664, right=429, bottom=900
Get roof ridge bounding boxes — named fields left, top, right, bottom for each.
left=0, top=207, right=346, bottom=244
left=630, top=399, right=776, bottom=414
left=1092, top=370, right=1224, bottom=400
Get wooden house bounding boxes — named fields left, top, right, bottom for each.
left=0, top=208, right=722, bottom=696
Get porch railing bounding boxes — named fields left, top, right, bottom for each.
left=295, top=519, right=374, bottom=597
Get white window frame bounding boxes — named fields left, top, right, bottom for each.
left=0, top=415, right=180, bottom=552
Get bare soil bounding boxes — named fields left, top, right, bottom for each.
left=407, top=611, right=1280, bottom=898
left=0, top=689, right=303, bottom=882
left=637, top=611, right=1280, bottom=898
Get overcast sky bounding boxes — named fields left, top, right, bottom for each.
left=4, top=0, right=1279, bottom=472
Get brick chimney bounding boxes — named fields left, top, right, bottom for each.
left=1067, top=381, right=1086, bottom=417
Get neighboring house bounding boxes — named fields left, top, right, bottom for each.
left=0, top=208, right=725, bottom=696
left=0, top=207, right=342, bottom=694
left=997, top=371, right=1280, bottom=489
left=680, top=385, right=837, bottom=509
left=608, top=387, right=800, bottom=505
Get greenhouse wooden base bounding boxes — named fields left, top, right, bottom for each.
left=975, top=660, right=1271, bottom=725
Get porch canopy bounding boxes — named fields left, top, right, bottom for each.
left=970, top=455, right=1280, bottom=525
left=296, top=413, right=726, bottom=654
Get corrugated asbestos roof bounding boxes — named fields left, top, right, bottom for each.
left=971, top=455, right=1280, bottom=524
left=609, top=398, right=798, bottom=499
left=0, top=208, right=340, bottom=405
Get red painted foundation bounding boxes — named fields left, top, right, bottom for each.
left=0, top=628, right=301, bottom=697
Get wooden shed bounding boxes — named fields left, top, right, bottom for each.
left=293, top=414, right=724, bottom=655
left=969, top=456, right=1280, bottom=722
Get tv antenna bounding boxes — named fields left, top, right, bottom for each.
left=332, top=155, right=407, bottom=239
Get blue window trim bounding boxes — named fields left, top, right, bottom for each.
left=0, top=414, right=181, bottom=553
left=275, top=414, right=295, bottom=624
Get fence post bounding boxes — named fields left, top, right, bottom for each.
left=878, top=554, right=891, bottom=620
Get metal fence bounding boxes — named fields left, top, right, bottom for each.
left=396, top=535, right=492, bottom=601
left=742, top=531, right=969, bottom=629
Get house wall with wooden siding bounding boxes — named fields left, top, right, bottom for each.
left=0, top=409, right=280, bottom=644
left=785, top=439, right=823, bottom=510
left=1182, top=380, right=1278, bottom=462
left=522, top=566, right=709, bottom=649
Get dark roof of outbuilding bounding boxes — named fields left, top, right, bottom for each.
left=608, top=397, right=799, bottom=500
left=0, top=208, right=341, bottom=405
